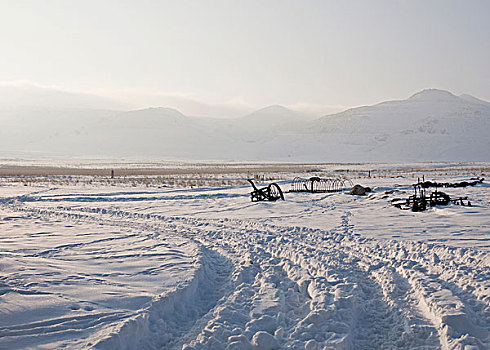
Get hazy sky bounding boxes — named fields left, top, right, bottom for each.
left=0, top=0, right=489, bottom=117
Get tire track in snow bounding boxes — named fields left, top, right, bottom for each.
left=94, top=247, right=233, bottom=350
left=0, top=203, right=234, bottom=349
left=3, top=199, right=489, bottom=349
left=46, top=206, right=420, bottom=348
left=337, top=210, right=441, bottom=348
left=0, top=312, right=132, bottom=341
left=0, top=204, right=432, bottom=348
left=1, top=204, right=321, bottom=348
left=176, top=239, right=316, bottom=349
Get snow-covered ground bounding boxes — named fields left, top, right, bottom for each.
left=0, top=163, right=488, bottom=349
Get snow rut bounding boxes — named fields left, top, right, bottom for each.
left=93, top=247, right=233, bottom=350
left=0, top=312, right=132, bottom=348
left=3, top=198, right=489, bottom=349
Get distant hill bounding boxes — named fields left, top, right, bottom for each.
left=296, top=89, right=490, bottom=161
left=237, top=105, right=311, bottom=126
left=1, top=89, right=489, bottom=161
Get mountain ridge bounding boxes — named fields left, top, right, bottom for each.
left=1, top=88, right=488, bottom=162
left=408, top=88, right=460, bottom=101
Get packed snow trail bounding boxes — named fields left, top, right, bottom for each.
left=1, top=183, right=489, bottom=349
left=94, top=247, right=233, bottom=349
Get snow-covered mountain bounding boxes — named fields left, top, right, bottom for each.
left=298, top=89, right=490, bottom=161
left=1, top=89, right=488, bottom=161
left=237, top=105, right=312, bottom=126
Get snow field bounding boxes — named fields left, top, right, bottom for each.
left=0, top=210, right=201, bottom=349
left=0, top=168, right=488, bottom=349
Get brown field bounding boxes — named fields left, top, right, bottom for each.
left=0, top=162, right=487, bottom=188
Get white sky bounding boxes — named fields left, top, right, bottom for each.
left=0, top=0, right=489, bottom=117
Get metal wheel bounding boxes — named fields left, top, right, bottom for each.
left=267, top=183, right=284, bottom=201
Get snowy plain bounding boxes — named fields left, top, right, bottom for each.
left=0, top=162, right=489, bottom=349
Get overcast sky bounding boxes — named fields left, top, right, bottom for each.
left=0, top=0, right=489, bottom=117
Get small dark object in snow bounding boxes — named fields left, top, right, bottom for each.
left=349, top=184, right=368, bottom=196
left=247, top=179, right=284, bottom=202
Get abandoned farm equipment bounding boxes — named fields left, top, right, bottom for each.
left=247, top=179, right=285, bottom=202
left=392, top=182, right=472, bottom=212
left=415, top=177, right=484, bottom=189
left=290, top=177, right=353, bottom=193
